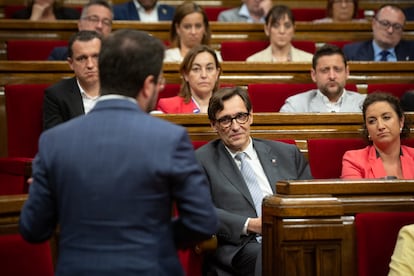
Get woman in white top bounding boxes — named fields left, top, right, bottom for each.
left=246, top=5, right=313, bottom=62
left=164, top=2, right=222, bottom=62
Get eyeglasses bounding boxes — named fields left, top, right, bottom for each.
left=216, top=112, right=250, bottom=128
left=374, top=17, right=404, bottom=32
left=81, top=16, right=112, bottom=27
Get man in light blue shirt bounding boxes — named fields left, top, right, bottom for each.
left=218, top=0, right=272, bottom=22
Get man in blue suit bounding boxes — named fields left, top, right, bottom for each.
left=343, top=4, right=414, bottom=61
left=113, top=0, right=175, bottom=21
left=20, top=29, right=218, bottom=276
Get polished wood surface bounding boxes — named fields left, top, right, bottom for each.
left=263, top=179, right=414, bottom=276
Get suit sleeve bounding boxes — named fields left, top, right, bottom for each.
left=388, top=224, right=414, bottom=276
left=43, top=88, right=64, bottom=130
left=341, top=150, right=364, bottom=179
left=170, top=130, right=218, bottom=248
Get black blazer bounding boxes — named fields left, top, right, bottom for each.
left=12, top=7, right=80, bottom=19
left=43, top=77, right=84, bottom=130
left=343, top=40, right=414, bottom=61
left=48, top=46, right=68, bottom=61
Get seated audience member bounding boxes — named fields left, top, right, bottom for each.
left=314, top=0, right=365, bottom=23
left=157, top=45, right=221, bottom=113
left=388, top=224, right=414, bottom=276
left=12, top=0, right=80, bottom=20
left=113, top=0, right=174, bottom=21
left=404, top=6, right=414, bottom=21
left=196, top=86, right=312, bottom=276
left=44, top=31, right=102, bottom=130
left=48, top=0, right=113, bottom=61
left=218, top=0, right=272, bottom=23
left=164, top=2, right=222, bottom=62
left=400, top=90, right=414, bottom=111
left=341, top=92, right=414, bottom=179
left=343, top=4, right=414, bottom=61
left=279, top=44, right=365, bottom=112
left=20, top=29, right=218, bottom=275
left=246, top=5, right=313, bottom=62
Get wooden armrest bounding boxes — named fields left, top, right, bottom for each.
left=194, top=235, right=217, bottom=254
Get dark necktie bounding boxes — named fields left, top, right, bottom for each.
left=380, top=50, right=390, bottom=61
left=235, top=152, right=263, bottom=217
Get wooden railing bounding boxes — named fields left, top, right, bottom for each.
left=262, top=179, right=414, bottom=275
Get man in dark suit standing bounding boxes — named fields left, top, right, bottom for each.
left=343, top=4, right=414, bottom=61
left=113, top=0, right=175, bottom=21
left=43, top=30, right=102, bottom=130
left=196, top=86, right=312, bottom=276
left=20, top=29, right=218, bottom=276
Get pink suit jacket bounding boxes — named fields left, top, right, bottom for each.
left=341, top=145, right=414, bottom=179
left=156, top=96, right=199, bottom=114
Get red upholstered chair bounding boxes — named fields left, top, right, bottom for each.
left=7, top=40, right=68, bottom=60
left=0, top=84, right=48, bottom=195
left=0, top=234, right=54, bottom=276
left=220, top=40, right=315, bottom=61
left=158, top=83, right=180, bottom=100
left=3, top=5, right=25, bottom=18
left=367, top=83, right=414, bottom=99
left=355, top=212, right=414, bottom=276
left=292, top=8, right=326, bottom=21
left=203, top=7, right=230, bottom=21
left=247, top=83, right=317, bottom=112
left=307, top=138, right=367, bottom=179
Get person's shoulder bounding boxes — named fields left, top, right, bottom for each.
left=218, top=7, right=241, bottom=21
left=246, top=47, right=269, bottom=62
left=195, top=139, right=221, bottom=158
left=291, top=46, right=314, bottom=61
left=158, top=4, right=175, bottom=13
left=343, top=145, right=370, bottom=159
left=12, top=8, right=30, bottom=19
left=60, top=7, right=81, bottom=19
left=48, top=46, right=68, bottom=61
left=402, top=144, right=414, bottom=155
left=46, top=77, right=76, bottom=93
left=343, top=40, right=367, bottom=50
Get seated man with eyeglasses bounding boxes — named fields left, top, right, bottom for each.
left=343, top=4, right=414, bottom=61
left=48, top=0, right=113, bottom=61
left=195, top=86, right=312, bottom=276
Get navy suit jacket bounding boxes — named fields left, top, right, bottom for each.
left=43, top=77, right=84, bottom=130
left=113, top=1, right=175, bottom=21
left=20, top=98, right=218, bottom=275
left=48, top=46, right=68, bottom=61
left=343, top=40, right=414, bottom=61
left=195, top=139, right=312, bottom=270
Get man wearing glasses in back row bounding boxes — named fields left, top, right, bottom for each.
left=343, top=4, right=414, bottom=61
left=48, top=0, right=113, bottom=60
left=195, top=86, right=312, bottom=276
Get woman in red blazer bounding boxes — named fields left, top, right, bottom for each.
left=341, top=92, right=414, bottom=179
left=157, top=45, right=221, bottom=114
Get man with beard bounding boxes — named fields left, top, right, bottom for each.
left=279, top=44, right=365, bottom=112
left=113, top=0, right=175, bottom=21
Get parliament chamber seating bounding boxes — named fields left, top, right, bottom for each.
left=7, top=40, right=68, bottom=60
left=203, top=6, right=229, bottom=21
left=220, top=40, right=316, bottom=61
left=356, top=211, right=414, bottom=276
left=367, top=83, right=414, bottom=99
left=307, top=138, right=368, bottom=179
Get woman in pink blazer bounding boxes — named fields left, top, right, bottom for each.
left=157, top=45, right=221, bottom=114
left=341, top=92, right=414, bottom=179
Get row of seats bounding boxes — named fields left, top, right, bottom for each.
left=6, top=39, right=345, bottom=61
left=2, top=5, right=365, bottom=21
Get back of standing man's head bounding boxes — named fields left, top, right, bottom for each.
left=99, top=29, right=165, bottom=98
left=312, top=44, right=347, bottom=69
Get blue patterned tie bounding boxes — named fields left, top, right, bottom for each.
left=380, top=50, right=390, bottom=61
left=235, top=152, right=263, bottom=217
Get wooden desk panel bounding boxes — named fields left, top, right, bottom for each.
left=263, top=179, right=414, bottom=276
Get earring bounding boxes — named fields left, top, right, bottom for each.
left=368, top=135, right=371, bottom=140
left=400, top=127, right=402, bottom=133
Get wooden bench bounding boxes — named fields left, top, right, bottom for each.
left=262, top=179, right=414, bottom=275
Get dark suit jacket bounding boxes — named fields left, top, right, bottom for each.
left=20, top=98, right=218, bottom=275
left=113, top=1, right=175, bottom=21
left=404, top=6, right=414, bottom=21
left=195, top=138, right=312, bottom=271
left=48, top=46, right=68, bottom=61
left=43, top=77, right=84, bottom=130
left=343, top=40, right=414, bottom=61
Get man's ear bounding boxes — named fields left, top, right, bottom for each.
left=67, top=57, right=74, bottom=70
left=136, top=75, right=156, bottom=110
left=210, top=121, right=218, bottom=132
